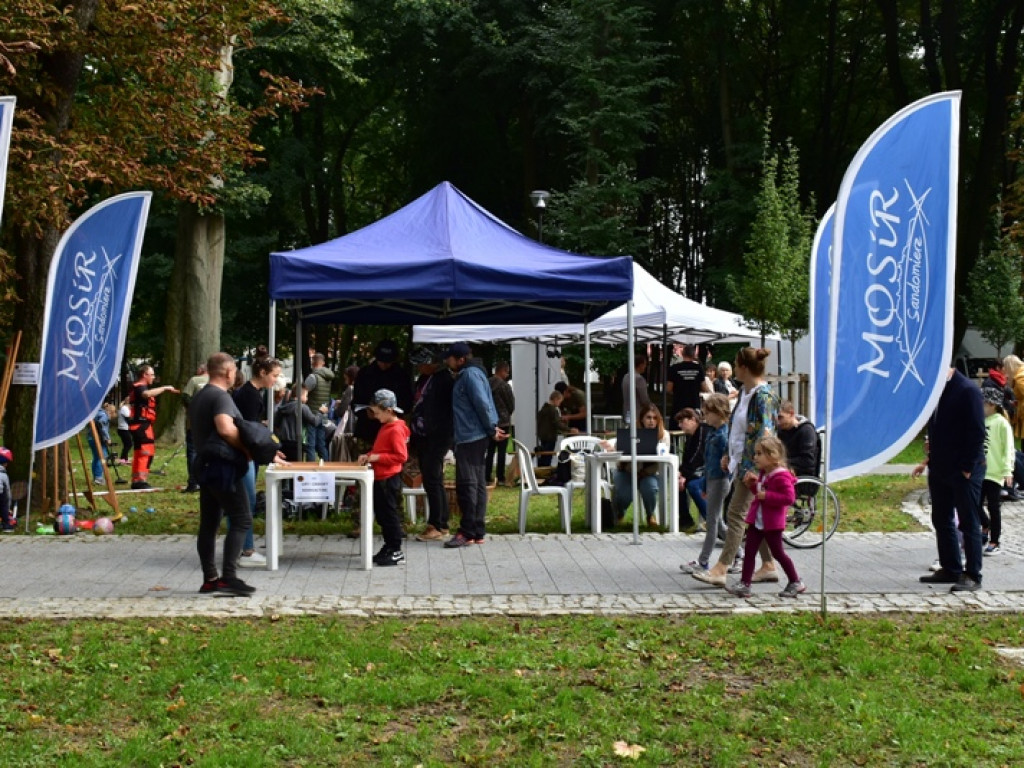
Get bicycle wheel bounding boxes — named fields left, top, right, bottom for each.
left=783, top=476, right=840, bottom=548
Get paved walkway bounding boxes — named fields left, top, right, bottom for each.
left=1, top=480, right=1022, bottom=619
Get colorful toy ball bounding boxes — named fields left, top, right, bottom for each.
left=93, top=517, right=115, bottom=535
left=129, top=506, right=138, bottom=514
left=145, top=507, right=156, bottom=515
left=54, top=513, right=77, bottom=535
left=58, top=503, right=77, bottom=517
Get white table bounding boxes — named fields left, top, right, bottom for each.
left=264, top=462, right=374, bottom=570
left=584, top=452, right=679, bottom=533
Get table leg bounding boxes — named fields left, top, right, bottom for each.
left=360, top=478, right=373, bottom=570
left=266, top=475, right=280, bottom=571
left=589, top=458, right=603, bottom=533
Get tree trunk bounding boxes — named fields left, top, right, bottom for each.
left=157, top=44, right=235, bottom=441
left=157, top=204, right=225, bottom=441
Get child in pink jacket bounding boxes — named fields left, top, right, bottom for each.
left=726, top=434, right=806, bottom=598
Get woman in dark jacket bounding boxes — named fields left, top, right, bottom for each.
left=676, top=407, right=711, bottom=531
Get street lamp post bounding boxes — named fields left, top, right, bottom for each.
left=529, top=190, right=550, bottom=243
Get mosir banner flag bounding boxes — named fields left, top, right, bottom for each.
left=33, top=192, right=152, bottom=450
left=0, top=96, right=14, bottom=230
left=809, top=203, right=835, bottom=429
left=825, top=91, right=960, bottom=481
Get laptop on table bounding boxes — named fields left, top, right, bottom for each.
left=615, top=427, right=660, bottom=456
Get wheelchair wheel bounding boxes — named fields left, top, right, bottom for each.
left=783, top=476, right=840, bottom=548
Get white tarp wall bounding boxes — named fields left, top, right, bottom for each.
left=511, top=341, right=563, bottom=453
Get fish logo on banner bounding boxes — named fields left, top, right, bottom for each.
left=809, top=203, right=834, bottom=428
left=825, top=92, right=960, bottom=481
left=0, top=96, right=14, bottom=230
left=33, top=192, right=152, bottom=450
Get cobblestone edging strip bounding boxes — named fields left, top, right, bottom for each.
left=1, top=591, right=1022, bottom=620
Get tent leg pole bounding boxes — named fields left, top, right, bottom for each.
left=296, top=316, right=303, bottom=458
left=584, top=322, right=591, bottom=435
left=628, top=300, right=639, bottom=546
left=268, top=299, right=276, bottom=429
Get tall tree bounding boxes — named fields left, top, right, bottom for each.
left=966, top=225, right=1024, bottom=358
left=0, top=1, right=303, bottom=485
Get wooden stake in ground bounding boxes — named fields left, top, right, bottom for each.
left=0, top=331, right=21, bottom=423
left=88, top=418, right=120, bottom=519
left=73, top=432, right=96, bottom=514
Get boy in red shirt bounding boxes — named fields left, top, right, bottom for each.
left=357, top=389, right=411, bottom=566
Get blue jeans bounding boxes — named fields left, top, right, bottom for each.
left=612, top=469, right=659, bottom=519
left=86, top=435, right=107, bottom=481
left=683, top=475, right=707, bottom=522
left=929, top=463, right=984, bottom=582
left=306, top=423, right=327, bottom=461
left=230, top=461, right=256, bottom=553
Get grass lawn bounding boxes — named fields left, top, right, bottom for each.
left=54, top=433, right=929, bottom=537
left=1, top=613, right=1022, bottom=765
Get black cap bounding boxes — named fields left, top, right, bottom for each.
left=443, top=342, right=471, bottom=359
left=374, top=339, right=398, bottom=363
left=409, top=346, right=439, bottom=365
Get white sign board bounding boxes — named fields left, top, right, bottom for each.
left=12, top=362, right=40, bottom=385
left=292, top=472, right=335, bottom=503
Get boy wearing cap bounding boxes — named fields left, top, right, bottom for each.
left=358, top=389, right=411, bottom=566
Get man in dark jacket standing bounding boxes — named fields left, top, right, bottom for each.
left=409, top=347, right=455, bottom=542
left=915, top=367, right=986, bottom=592
left=443, top=342, right=505, bottom=548
left=485, top=360, right=515, bottom=485
left=353, top=339, right=413, bottom=447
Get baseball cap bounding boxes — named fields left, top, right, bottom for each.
left=0, top=447, right=11, bottom=464
left=443, top=342, right=471, bottom=359
left=982, top=385, right=1004, bottom=406
left=374, top=339, right=399, bottom=363
left=409, top=346, right=440, bottom=365
left=357, top=388, right=403, bottom=414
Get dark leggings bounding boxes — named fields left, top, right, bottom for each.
left=118, top=429, right=132, bottom=460
left=740, top=527, right=799, bottom=586
left=981, top=479, right=1002, bottom=545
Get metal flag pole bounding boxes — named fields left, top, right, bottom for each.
left=627, top=300, right=639, bottom=545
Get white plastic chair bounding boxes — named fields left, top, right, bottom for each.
left=513, top=439, right=571, bottom=535
left=557, top=435, right=611, bottom=528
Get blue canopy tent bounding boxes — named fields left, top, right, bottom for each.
left=267, top=181, right=651, bottom=542
left=269, top=181, right=633, bottom=325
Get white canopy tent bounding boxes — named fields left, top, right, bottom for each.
left=414, top=264, right=774, bottom=469
left=413, top=263, right=765, bottom=346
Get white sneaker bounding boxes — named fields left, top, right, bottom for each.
left=238, top=551, right=267, bottom=568
left=929, top=559, right=941, bottom=572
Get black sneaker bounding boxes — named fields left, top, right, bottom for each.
left=182, top=484, right=200, bottom=493
left=920, top=568, right=959, bottom=584
left=444, top=532, right=474, bottom=549
left=950, top=575, right=981, bottom=593
left=198, top=579, right=219, bottom=594
left=131, top=481, right=152, bottom=490
left=373, top=547, right=405, bottom=566
left=214, top=577, right=256, bottom=596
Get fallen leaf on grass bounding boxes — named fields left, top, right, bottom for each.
left=613, top=740, right=646, bottom=759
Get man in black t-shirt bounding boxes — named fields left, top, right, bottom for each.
left=667, top=345, right=704, bottom=428
left=191, top=352, right=285, bottom=597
